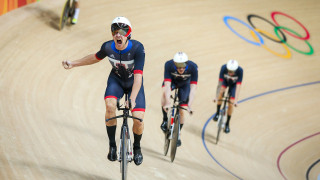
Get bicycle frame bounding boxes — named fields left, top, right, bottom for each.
left=168, top=89, right=180, bottom=140
left=215, top=91, right=231, bottom=144
left=105, top=92, right=143, bottom=180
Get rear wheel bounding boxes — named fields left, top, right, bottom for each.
left=59, top=0, right=70, bottom=30
left=170, top=114, right=180, bottom=162
left=121, top=127, right=128, bottom=180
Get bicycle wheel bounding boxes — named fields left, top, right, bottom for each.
left=215, top=111, right=224, bottom=144
left=59, top=0, right=70, bottom=30
left=69, top=0, right=76, bottom=18
left=121, top=127, right=129, bottom=180
left=163, top=130, right=170, bottom=156
left=170, top=114, right=180, bottom=162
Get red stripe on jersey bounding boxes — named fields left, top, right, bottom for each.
left=164, top=79, right=172, bottom=82
left=95, top=54, right=103, bottom=60
left=134, top=70, right=143, bottom=75
left=190, top=81, right=197, bottom=85
left=237, top=82, right=242, bottom=85
left=219, top=78, right=223, bottom=82
left=180, top=104, right=188, bottom=107
left=222, top=85, right=227, bottom=88
left=105, top=96, right=117, bottom=100
left=132, top=108, right=145, bottom=112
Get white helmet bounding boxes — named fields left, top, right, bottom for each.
left=111, top=16, right=132, bottom=38
left=173, top=52, right=188, bottom=63
left=227, top=59, right=239, bottom=71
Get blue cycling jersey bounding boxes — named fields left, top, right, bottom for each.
left=95, top=40, right=145, bottom=81
left=164, top=60, right=198, bottom=87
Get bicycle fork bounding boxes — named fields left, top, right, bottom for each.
left=118, top=131, right=133, bottom=162
left=169, top=109, right=175, bottom=140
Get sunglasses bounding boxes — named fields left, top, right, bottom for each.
left=228, top=70, right=235, bottom=73
left=174, top=62, right=187, bottom=68
left=111, top=23, right=131, bottom=37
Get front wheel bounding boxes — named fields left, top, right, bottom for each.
left=59, top=0, right=70, bottom=30
left=215, top=110, right=224, bottom=144
left=121, top=127, right=129, bottom=180
left=170, top=114, right=180, bottom=162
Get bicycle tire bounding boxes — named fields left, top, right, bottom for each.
left=164, top=113, right=171, bottom=156
left=59, top=0, right=70, bottom=30
left=121, top=127, right=128, bottom=180
left=170, top=114, right=180, bottom=162
left=216, top=111, right=224, bottom=144
left=69, top=0, right=76, bottom=18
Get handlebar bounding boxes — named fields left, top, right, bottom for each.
left=105, top=98, right=143, bottom=122
left=105, top=114, right=143, bottom=122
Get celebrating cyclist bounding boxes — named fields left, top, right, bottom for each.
left=213, top=59, right=243, bottom=133
left=62, top=16, right=145, bottom=166
left=160, top=52, right=198, bottom=147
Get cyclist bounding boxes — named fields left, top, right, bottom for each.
left=160, top=52, right=198, bottom=147
left=62, top=16, right=145, bottom=166
left=213, top=59, right=243, bottom=133
left=71, top=0, right=80, bottom=24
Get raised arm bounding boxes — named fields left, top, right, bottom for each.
left=62, top=54, right=100, bottom=69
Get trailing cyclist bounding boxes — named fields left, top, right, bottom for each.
left=62, top=16, right=145, bottom=166
left=213, top=59, right=243, bottom=133
left=160, top=52, right=198, bottom=147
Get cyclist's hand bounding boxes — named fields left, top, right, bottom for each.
left=127, top=99, right=136, bottom=110
left=234, top=101, right=238, bottom=107
left=163, top=104, right=170, bottom=112
left=62, top=60, right=73, bottom=69
left=187, top=106, right=193, bottom=115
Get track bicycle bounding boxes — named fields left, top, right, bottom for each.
left=59, top=0, right=76, bottom=30
left=163, top=88, right=192, bottom=162
left=215, top=91, right=232, bottom=144
left=105, top=91, right=143, bottom=180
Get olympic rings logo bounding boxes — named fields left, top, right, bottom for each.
left=223, top=11, right=314, bottom=58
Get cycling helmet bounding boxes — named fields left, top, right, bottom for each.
left=111, top=16, right=132, bottom=38
left=173, top=52, right=188, bottom=68
left=227, top=59, right=239, bottom=71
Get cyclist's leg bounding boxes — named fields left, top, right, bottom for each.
left=129, top=82, right=145, bottom=165
left=178, top=83, right=190, bottom=126
left=72, top=0, right=80, bottom=24
left=104, top=74, right=124, bottom=161
left=176, top=83, right=190, bottom=146
left=160, top=81, right=175, bottom=132
left=225, top=84, right=236, bottom=133
left=214, top=81, right=227, bottom=120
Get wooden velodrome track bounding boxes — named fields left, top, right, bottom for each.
left=0, top=0, right=319, bottom=179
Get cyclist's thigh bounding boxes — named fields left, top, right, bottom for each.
left=178, top=83, right=190, bottom=106
left=104, top=74, right=124, bottom=100
left=229, top=84, right=236, bottom=100
left=130, top=82, right=146, bottom=113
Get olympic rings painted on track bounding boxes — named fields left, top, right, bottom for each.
left=223, top=16, right=264, bottom=46
left=271, top=11, right=310, bottom=40
left=251, top=29, right=291, bottom=59
left=223, top=11, right=314, bottom=58
left=274, top=26, right=314, bottom=55
left=247, top=14, right=287, bottom=43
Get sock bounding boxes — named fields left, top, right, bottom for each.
left=216, top=105, right=221, bottom=115
left=133, top=133, right=142, bottom=150
left=106, top=125, right=116, bottom=147
left=162, top=107, right=168, bottom=122
left=226, top=115, right=231, bottom=126
left=73, top=8, right=80, bottom=19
